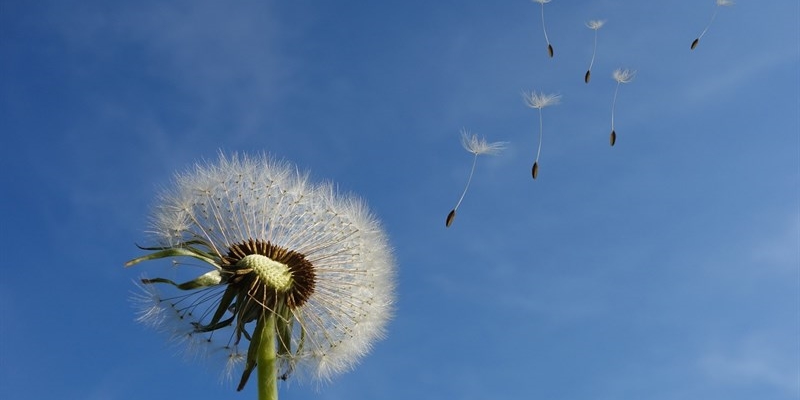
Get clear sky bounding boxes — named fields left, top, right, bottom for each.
left=1, top=1, right=798, bottom=399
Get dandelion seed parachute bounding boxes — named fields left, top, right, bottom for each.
left=534, top=0, right=554, bottom=58
left=523, top=90, right=560, bottom=181
left=691, top=0, right=733, bottom=51
left=584, top=20, right=604, bottom=83
left=446, top=130, right=506, bottom=228
left=610, top=69, right=634, bottom=149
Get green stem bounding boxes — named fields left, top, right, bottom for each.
left=257, top=313, right=278, bottom=400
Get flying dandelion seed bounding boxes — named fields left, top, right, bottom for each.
left=691, top=0, right=734, bottom=50
left=523, top=90, right=561, bottom=179
left=126, top=153, right=395, bottom=400
left=533, top=0, right=554, bottom=58
left=446, top=129, right=507, bottom=227
left=610, top=68, right=636, bottom=146
left=584, top=20, right=606, bottom=83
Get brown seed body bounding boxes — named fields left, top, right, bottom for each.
left=446, top=209, right=456, bottom=227
left=547, top=44, right=554, bottom=58
left=585, top=70, right=591, bottom=83
left=610, top=130, right=617, bottom=146
left=532, top=161, right=539, bottom=179
left=691, top=38, right=699, bottom=50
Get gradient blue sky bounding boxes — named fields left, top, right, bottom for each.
left=1, top=1, right=798, bottom=399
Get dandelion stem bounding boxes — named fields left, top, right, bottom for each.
left=535, top=107, right=544, bottom=163
left=696, top=6, right=720, bottom=42
left=610, top=82, right=620, bottom=132
left=453, top=153, right=478, bottom=212
left=587, top=30, right=598, bottom=78
left=256, top=313, right=278, bottom=400
left=539, top=3, right=552, bottom=57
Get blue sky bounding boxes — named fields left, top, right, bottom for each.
left=1, top=1, right=798, bottom=399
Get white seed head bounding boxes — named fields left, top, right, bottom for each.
left=532, top=0, right=552, bottom=3
left=613, top=68, right=636, bottom=84
left=586, top=20, right=606, bottom=30
left=141, top=152, right=396, bottom=384
left=716, top=0, right=734, bottom=6
left=523, top=90, right=562, bottom=109
left=460, top=129, right=507, bottom=156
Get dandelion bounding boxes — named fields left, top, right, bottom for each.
left=126, top=153, right=395, bottom=400
left=533, top=0, right=555, bottom=58
left=523, top=90, right=561, bottom=179
left=446, top=129, right=507, bottom=227
left=691, top=0, right=734, bottom=50
left=610, top=68, right=636, bottom=146
left=584, top=20, right=606, bottom=83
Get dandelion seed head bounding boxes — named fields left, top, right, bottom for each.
left=523, top=90, right=562, bottom=109
left=532, top=0, right=552, bottom=4
left=460, top=129, right=507, bottom=156
left=716, top=0, right=734, bottom=6
left=613, top=68, right=636, bottom=84
left=586, top=20, right=606, bottom=30
left=130, top=152, right=396, bottom=387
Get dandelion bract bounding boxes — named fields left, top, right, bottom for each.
left=610, top=68, right=636, bottom=146
left=523, top=90, right=561, bottom=179
left=446, top=129, right=506, bottom=227
left=691, top=0, right=734, bottom=50
left=126, top=153, right=395, bottom=400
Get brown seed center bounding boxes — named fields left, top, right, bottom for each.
left=224, top=239, right=316, bottom=309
